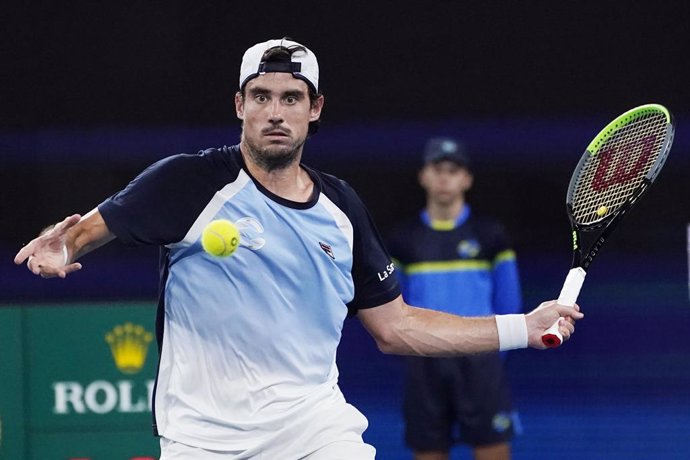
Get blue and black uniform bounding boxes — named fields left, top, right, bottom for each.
left=387, top=206, right=521, bottom=449
left=98, top=145, right=400, bottom=455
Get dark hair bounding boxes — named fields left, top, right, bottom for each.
left=239, top=43, right=323, bottom=135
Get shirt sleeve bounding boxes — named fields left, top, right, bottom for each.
left=349, top=202, right=401, bottom=313
left=385, top=228, right=409, bottom=295
left=98, top=152, right=224, bottom=246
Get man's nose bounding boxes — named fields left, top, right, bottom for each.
left=268, top=100, right=283, bottom=122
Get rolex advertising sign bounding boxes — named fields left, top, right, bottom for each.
left=1, top=303, right=160, bottom=460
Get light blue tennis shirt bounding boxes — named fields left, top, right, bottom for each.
left=99, top=145, right=400, bottom=450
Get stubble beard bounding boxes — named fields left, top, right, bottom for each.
left=243, top=134, right=306, bottom=173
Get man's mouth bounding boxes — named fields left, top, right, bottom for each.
left=263, top=129, right=289, bottom=137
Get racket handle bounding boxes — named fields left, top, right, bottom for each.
left=541, top=267, right=587, bottom=348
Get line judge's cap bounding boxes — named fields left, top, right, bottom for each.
left=423, top=137, right=471, bottom=170
left=239, top=38, right=319, bottom=93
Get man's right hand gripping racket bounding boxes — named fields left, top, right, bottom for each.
left=542, top=104, right=675, bottom=347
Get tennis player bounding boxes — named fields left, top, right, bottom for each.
left=14, top=38, right=583, bottom=459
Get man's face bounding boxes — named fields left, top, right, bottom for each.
left=418, top=161, right=473, bottom=204
left=235, top=73, right=323, bottom=170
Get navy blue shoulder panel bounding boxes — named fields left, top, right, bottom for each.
left=99, top=146, right=241, bottom=246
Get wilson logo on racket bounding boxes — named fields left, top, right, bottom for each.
left=591, top=134, right=657, bottom=192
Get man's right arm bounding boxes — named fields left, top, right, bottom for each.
left=14, top=209, right=115, bottom=278
left=357, top=294, right=583, bottom=356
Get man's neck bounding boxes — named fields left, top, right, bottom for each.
left=240, top=147, right=314, bottom=202
left=425, top=199, right=465, bottom=221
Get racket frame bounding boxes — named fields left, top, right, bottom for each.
left=568, top=104, right=674, bottom=272
left=541, top=104, right=674, bottom=347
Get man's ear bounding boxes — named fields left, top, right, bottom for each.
left=418, top=168, right=428, bottom=189
left=309, top=95, right=325, bottom=122
left=235, top=92, right=244, bottom=120
left=462, top=171, right=474, bottom=192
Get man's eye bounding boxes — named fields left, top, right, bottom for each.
left=255, top=95, right=268, bottom=103
left=285, top=96, right=297, bottom=104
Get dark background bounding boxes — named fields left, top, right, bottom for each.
left=3, top=2, right=689, bottom=126
left=2, top=2, right=690, bottom=458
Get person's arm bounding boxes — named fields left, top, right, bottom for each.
left=357, top=294, right=583, bottom=355
left=14, top=209, right=115, bottom=278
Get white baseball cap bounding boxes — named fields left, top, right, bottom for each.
left=239, top=38, right=319, bottom=92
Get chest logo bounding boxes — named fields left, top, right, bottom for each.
left=319, top=241, right=335, bottom=260
left=457, top=239, right=481, bottom=259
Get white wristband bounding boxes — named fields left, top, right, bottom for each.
left=495, top=314, right=528, bottom=351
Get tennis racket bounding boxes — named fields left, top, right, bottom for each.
left=542, top=103, right=675, bottom=347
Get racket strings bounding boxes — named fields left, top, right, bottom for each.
left=571, top=111, right=668, bottom=225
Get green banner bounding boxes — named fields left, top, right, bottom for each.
left=26, top=303, right=158, bottom=431
left=2, top=302, right=161, bottom=460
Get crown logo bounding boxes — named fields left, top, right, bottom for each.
left=105, top=322, right=154, bottom=374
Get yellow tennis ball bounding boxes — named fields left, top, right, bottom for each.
left=596, top=206, right=608, bottom=217
left=201, top=219, right=240, bottom=257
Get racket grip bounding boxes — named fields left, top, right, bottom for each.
left=541, top=267, right=587, bottom=348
